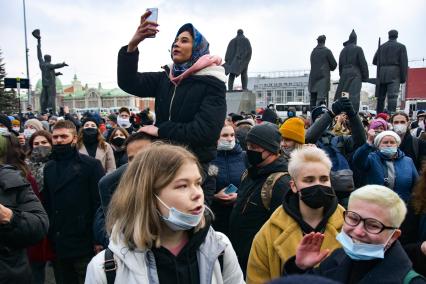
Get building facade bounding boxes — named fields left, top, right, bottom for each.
left=247, top=71, right=310, bottom=109
left=22, top=75, right=154, bottom=113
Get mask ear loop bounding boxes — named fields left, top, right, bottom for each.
left=154, top=195, right=171, bottom=219
left=383, top=229, right=397, bottom=250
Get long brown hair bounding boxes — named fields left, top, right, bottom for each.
left=106, top=143, right=205, bottom=249
left=77, top=127, right=106, bottom=150
left=2, top=133, right=30, bottom=177
left=27, top=130, right=52, bottom=155
left=412, top=168, right=426, bottom=214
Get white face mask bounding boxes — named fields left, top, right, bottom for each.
left=217, top=139, right=236, bottom=151
left=0, top=127, right=9, bottom=135
left=12, top=126, right=20, bottom=132
left=24, top=128, right=36, bottom=139
left=392, top=124, right=407, bottom=135
left=419, top=120, right=425, bottom=130
left=117, top=116, right=131, bottom=128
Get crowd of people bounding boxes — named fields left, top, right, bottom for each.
left=1, top=10, right=426, bottom=284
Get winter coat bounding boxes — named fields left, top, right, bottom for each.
left=284, top=241, right=426, bottom=284
left=399, top=132, right=426, bottom=171
left=353, top=143, right=418, bottom=202
left=210, top=143, right=246, bottom=234
left=224, top=34, right=252, bottom=76
left=79, top=142, right=116, bottom=174
left=85, top=226, right=245, bottom=284
left=246, top=191, right=344, bottom=284
left=111, top=146, right=128, bottom=168
left=211, top=143, right=246, bottom=192
left=229, top=156, right=291, bottom=275
left=43, top=150, right=104, bottom=259
left=0, top=165, right=49, bottom=284
left=308, top=44, right=337, bottom=93
left=335, top=43, right=369, bottom=101
left=117, top=46, right=227, bottom=163
left=373, top=39, right=408, bottom=84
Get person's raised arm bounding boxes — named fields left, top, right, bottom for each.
left=37, top=39, right=43, bottom=63
left=127, top=10, right=159, bottom=53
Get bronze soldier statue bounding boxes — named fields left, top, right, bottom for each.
left=373, top=29, right=408, bottom=113
left=335, top=30, right=369, bottom=112
left=224, top=29, right=252, bottom=91
left=308, top=35, right=337, bottom=109
left=32, top=29, right=68, bottom=113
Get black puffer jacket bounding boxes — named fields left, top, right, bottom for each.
left=0, top=165, right=49, bottom=284
left=117, top=46, right=227, bottom=163
left=229, top=156, right=291, bottom=275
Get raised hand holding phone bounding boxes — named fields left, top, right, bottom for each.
left=127, top=9, right=159, bottom=52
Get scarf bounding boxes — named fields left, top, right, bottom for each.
left=170, top=23, right=211, bottom=79
left=169, top=54, right=222, bottom=86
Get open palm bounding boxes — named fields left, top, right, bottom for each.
left=295, top=232, right=330, bottom=270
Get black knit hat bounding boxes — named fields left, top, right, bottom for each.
left=246, top=123, right=281, bottom=154
left=0, top=114, right=12, bottom=131
left=262, top=108, right=279, bottom=124
left=82, top=116, right=99, bottom=127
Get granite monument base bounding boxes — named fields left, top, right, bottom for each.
left=226, top=90, right=256, bottom=114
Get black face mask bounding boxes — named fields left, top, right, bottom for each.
left=52, top=143, right=74, bottom=156
left=31, top=146, right=51, bottom=162
left=83, top=128, right=98, bottom=144
left=298, top=184, right=335, bottom=209
left=112, top=137, right=126, bottom=147
left=246, top=149, right=264, bottom=166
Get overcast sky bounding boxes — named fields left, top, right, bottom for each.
left=1, top=0, right=425, bottom=89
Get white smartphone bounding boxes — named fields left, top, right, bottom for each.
left=146, top=8, right=158, bottom=38
left=146, top=8, right=158, bottom=23
left=341, top=92, right=349, bottom=98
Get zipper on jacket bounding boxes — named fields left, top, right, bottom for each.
left=169, top=85, right=177, bottom=121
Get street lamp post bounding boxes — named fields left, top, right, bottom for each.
left=23, top=0, right=31, bottom=105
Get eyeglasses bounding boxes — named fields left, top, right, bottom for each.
left=343, top=211, right=397, bottom=234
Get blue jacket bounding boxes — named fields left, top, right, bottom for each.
left=353, top=143, right=418, bottom=202
left=211, top=143, right=246, bottom=192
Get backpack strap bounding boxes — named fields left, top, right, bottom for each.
left=218, top=250, right=225, bottom=273
left=104, top=248, right=117, bottom=284
left=403, top=269, right=425, bottom=284
left=261, top=172, right=289, bottom=210
left=240, top=169, right=248, bottom=183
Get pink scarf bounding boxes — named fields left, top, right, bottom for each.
left=169, top=55, right=222, bottom=86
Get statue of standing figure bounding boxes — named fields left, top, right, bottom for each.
left=334, top=30, right=369, bottom=112
left=32, top=29, right=68, bottom=114
left=224, top=29, right=252, bottom=91
left=308, top=35, right=337, bottom=109
left=373, top=29, right=408, bottom=113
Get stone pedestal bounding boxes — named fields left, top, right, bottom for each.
left=226, top=90, right=256, bottom=114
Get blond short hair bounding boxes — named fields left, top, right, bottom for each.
left=106, top=143, right=205, bottom=250
left=349, top=185, right=407, bottom=227
left=288, top=146, right=332, bottom=179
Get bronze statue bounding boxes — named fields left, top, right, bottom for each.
left=308, top=35, right=337, bottom=109
left=373, top=29, right=408, bottom=113
left=335, top=30, right=369, bottom=112
left=224, top=29, right=252, bottom=91
left=32, top=29, right=68, bottom=113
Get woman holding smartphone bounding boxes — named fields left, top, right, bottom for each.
left=117, top=10, right=227, bottom=205
left=85, top=143, right=244, bottom=283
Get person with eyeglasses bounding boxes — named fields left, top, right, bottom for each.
left=283, top=184, right=426, bottom=283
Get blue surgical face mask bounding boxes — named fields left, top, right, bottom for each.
left=380, top=147, right=397, bottom=158
left=155, top=195, right=203, bottom=231
left=336, top=230, right=395, bottom=260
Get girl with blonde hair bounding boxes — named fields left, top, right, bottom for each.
left=85, top=143, right=244, bottom=284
